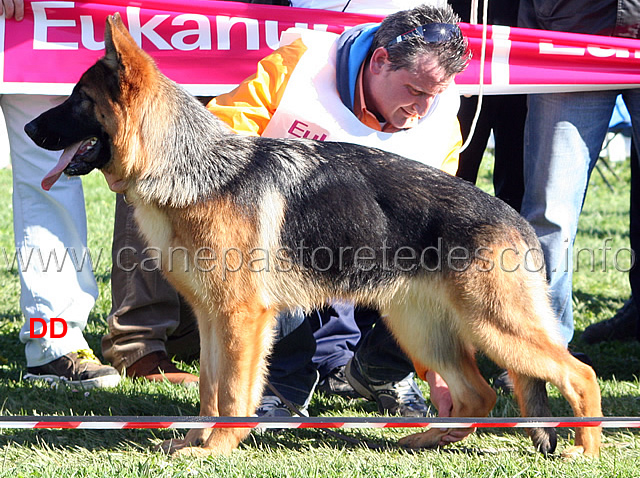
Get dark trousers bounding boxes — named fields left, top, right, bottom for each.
left=267, top=306, right=415, bottom=404
left=629, top=143, right=640, bottom=340
left=456, top=94, right=527, bottom=212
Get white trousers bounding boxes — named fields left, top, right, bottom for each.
left=1, top=94, right=98, bottom=367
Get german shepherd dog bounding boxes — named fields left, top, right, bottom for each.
left=25, top=14, right=602, bottom=458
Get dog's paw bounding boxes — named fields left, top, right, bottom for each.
left=528, top=427, right=557, bottom=456
left=398, top=429, right=446, bottom=449
left=561, top=445, right=586, bottom=459
left=561, top=445, right=599, bottom=460
left=157, top=438, right=187, bottom=455
left=158, top=439, right=215, bottom=458
left=170, top=446, right=218, bottom=458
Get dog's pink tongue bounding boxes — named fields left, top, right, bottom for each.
left=41, top=142, right=82, bottom=191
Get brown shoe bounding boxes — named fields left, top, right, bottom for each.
left=126, top=351, right=199, bottom=386
left=25, top=349, right=121, bottom=389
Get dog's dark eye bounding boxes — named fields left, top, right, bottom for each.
left=75, top=90, right=95, bottom=113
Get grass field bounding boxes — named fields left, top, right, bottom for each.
left=0, top=155, right=639, bottom=477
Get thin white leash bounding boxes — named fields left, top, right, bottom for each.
left=459, top=0, right=489, bottom=153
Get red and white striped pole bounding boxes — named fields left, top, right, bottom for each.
left=0, top=416, right=638, bottom=430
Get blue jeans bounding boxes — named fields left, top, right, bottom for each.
left=521, top=89, right=640, bottom=344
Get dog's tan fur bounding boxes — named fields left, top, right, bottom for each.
left=30, top=14, right=603, bottom=458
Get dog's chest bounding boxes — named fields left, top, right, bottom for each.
left=133, top=202, right=174, bottom=253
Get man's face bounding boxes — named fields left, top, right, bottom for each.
left=365, top=48, right=454, bottom=130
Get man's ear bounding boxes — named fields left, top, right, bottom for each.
left=369, top=47, right=390, bottom=75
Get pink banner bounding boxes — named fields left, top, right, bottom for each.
left=2, top=0, right=640, bottom=95
left=1, top=0, right=381, bottom=95
left=463, top=23, right=640, bottom=94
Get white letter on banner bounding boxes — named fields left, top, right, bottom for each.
left=586, top=46, right=630, bottom=58
left=491, top=25, right=511, bottom=86
left=292, top=23, right=328, bottom=31
left=126, top=6, right=171, bottom=50
left=171, top=14, right=211, bottom=50
left=81, top=15, right=104, bottom=50
left=216, top=16, right=259, bottom=51
left=265, top=20, right=280, bottom=50
left=32, top=1, right=77, bottom=50
left=539, top=41, right=584, bottom=56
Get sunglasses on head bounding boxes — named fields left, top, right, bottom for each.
left=387, top=22, right=462, bottom=48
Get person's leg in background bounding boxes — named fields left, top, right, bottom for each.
left=310, top=303, right=363, bottom=398
left=4, top=94, right=119, bottom=388
left=582, top=91, right=640, bottom=344
left=521, top=90, right=617, bottom=346
left=456, top=95, right=494, bottom=186
left=102, top=194, right=199, bottom=384
left=491, top=94, right=526, bottom=212
left=258, top=308, right=319, bottom=417
left=456, top=94, right=526, bottom=212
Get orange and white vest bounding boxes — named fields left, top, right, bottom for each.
left=262, top=29, right=461, bottom=173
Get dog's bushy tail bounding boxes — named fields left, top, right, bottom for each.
left=512, top=374, right=558, bottom=455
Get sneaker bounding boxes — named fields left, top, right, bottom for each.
left=126, top=351, right=199, bottom=387
left=255, top=394, right=309, bottom=418
left=255, top=371, right=319, bottom=418
left=344, top=357, right=431, bottom=417
left=493, top=370, right=514, bottom=394
left=24, top=349, right=121, bottom=389
left=582, top=297, right=639, bottom=344
left=317, top=365, right=361, bottom=399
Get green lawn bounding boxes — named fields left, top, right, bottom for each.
left=0, top=157, right=638, bottom=477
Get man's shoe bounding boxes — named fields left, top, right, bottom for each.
left=126, top=351, right=199, bottom=386
left=24, top=349, right=121, bottom=389
left=255, top=371, right=319, bottom=421
left=317, top=365, right=361, bottom=399
left=582, top=297, right=639, bottom=344
left=345, top=357, right=431, bottom=417
left=252, top=393, right=309, bottom=434
left=493, top=370, right=514, bottom=394
left=255, top=394, right=309, bottom=418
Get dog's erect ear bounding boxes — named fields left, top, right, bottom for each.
left=104, top=12, right=151, bottom=71
left=104, top=13, right=125, bottom=69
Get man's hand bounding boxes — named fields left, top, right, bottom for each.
left=425, top=370, right=475, bottom=445
left=1, top=0, right=24, bottom=21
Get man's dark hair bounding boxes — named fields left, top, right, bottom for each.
left=371, top=4, right=470, bottom=78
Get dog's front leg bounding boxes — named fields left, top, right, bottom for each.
left=160, top=314, right=221, bottom=456
left=166, top=303, right=277, bottom=457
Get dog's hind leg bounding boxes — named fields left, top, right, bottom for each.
left=165, top=300, right=277, bottom=457
left=511, top=374, right=557, bottom=455
left=461, top=254, right=602, bottom=457
left=380, top=297, right=497, bottom=449
left=503, top=344, right=602, bottom=458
